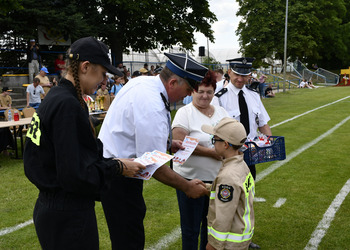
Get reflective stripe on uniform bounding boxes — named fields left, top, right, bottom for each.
left=208, top=226, right=254, bottom=243
left=210, top=191, right=215, bottom=199
left=243, top=173, right=255, bottom=234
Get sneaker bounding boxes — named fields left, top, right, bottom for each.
left=249, top=242, right=261, bottom=249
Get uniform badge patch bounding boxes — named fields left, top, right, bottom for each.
left=218, top=184, right=233, bottom=202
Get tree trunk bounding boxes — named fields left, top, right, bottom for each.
left=109, top=34, right=123, bottom=66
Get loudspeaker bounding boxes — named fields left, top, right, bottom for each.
left=199, top=46, right=205, bottom=57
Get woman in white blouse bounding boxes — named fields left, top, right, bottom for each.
left=172, top=70, right=229, bottom=250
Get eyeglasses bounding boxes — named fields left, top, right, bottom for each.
left=211, top=137, right=225, bottom=144
left=33, top=90, right=36, bottom=95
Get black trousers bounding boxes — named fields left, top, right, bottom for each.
left=33, top=192, right=98, bottom=250
left=248, top=164, right=256, bottom=180
left=0, top=128, right=14, bottom=152
left=101, top=175, right=146, bottom=250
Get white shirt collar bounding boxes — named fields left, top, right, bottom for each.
left=228, top=82, right=247, bottom=95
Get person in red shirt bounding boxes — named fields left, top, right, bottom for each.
left=54, top=54, right=65, bottom=79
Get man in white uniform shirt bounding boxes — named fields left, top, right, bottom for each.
left=211, top=57, right=271, bottom=249
left=99, top=53, right=209, bottom=249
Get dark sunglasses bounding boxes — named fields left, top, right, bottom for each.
left=33, top=90, right=36, bottom=95
left=211, top=137, right=225, bottom=144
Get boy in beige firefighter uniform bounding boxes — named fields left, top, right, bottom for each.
left=202, top=117, right=255, bottom=250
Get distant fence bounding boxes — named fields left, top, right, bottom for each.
left=291, top=60, right=338, bottom=85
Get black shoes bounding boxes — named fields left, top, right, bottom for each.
left=249, top=242, right=261, bottom=249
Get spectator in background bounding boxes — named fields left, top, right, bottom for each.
left=126, top=70, right=131, bottom=80
left=35, top=67, right=52, bottom=98
left=132, top=70, right=141, bottom=78
left=104, top=73, right=114, bottom=91
left=0, top=87, right=12, bottom=109
left=97, top=80, right=110, bottom=97
left=139, top=67, right=148, bottom=76
left=26, top=77, right=45, bottom=108
left=307, top=79, right=316, bottom=88
left=214, top=68, right=224, bottom=93
left=299, top=79, right=308, bottom=88
left=50, top=76, right=58, bottom=87
left=252, top=70, right=258, bottom=81
left=265, top=84, right=275, bottom=98
left=27, top=39, right=41, bottom=84
left=258, top=74, right=267, bottom=98
left=0, top=87, right=14, bottom=156
left=150, top=65, right=155, bottom=75
left=224, top=73, right=230, bottom=86
left=116, top=62, right=123, bottom=72
left=143, top=63, right=149, bottom=71
left=54, top=54, right=65, bottom=79
left=110, top=73, right=125, bottom=97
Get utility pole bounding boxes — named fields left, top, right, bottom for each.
left=283, top=0, right=289, bottom=92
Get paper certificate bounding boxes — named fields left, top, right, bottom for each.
left=133, top=150, right=174, bottom=180
left=173, top=136, right=199, bottom=165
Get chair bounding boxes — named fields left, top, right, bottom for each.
left=103, top=94, right=111, bottom=111
left=22, top=107, right=36, bottom=118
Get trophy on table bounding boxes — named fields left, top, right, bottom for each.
left=95, top=96, right=100, bottom=110
left=100, top=95, right=105, bottom=110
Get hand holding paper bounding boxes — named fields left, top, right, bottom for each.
left=133, top=150, right=174, bottom=180
left=173, top=136, right=199, bottom=165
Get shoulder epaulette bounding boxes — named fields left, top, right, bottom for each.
left=215, top=88, right=228, bottom=98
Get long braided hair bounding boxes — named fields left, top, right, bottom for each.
left=71, top=59, right=86, bottom=110
left=64, top=50, right=96, bottom=135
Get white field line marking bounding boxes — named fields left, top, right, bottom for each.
left=145, top=226, right=181, bottom=250
left=304, top=179, right=350, bottom=250
left=270, top=95, right=350, bottom=128
left=273, top=198, right=287, bottom=208
left=254, top=197, right=266, bottom=202
left=256, top=115, right=350, bottom=183
left=0, top=219, right=33, bottom=236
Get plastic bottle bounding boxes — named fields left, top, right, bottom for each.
left=8, top=109, right=12, bottom=121
left=14, top=110, right=19, bottom=121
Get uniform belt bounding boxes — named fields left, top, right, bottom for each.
left=38, top=191, right=95, bottom=211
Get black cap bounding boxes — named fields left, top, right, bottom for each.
left=227, top=57, right=255, bottom=75
left=69, top=37, right=123, bottom=77
left=132, top=70, right=142, bottom=77
left=164, top=53, right=208, bottom=90
left=2, top=87, right=12, bottom=92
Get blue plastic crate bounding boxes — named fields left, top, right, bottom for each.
left=243, top=136, right=286, bottom=165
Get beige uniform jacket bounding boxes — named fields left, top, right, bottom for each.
left=0, top=95, right=12, bottom=107
left=207, top=154, right=255, bottom=250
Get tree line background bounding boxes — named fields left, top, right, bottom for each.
left=1, top=0, right=350, bottom=75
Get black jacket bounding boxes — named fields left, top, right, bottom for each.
left=24, top=78, right=117, bottom=200
left=26, top=44, right=41, bottom=63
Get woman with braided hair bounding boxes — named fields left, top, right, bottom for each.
left=24, top=37, right=145, bottom=249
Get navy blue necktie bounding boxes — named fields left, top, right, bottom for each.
left=239, top=90, right=250, bottom=134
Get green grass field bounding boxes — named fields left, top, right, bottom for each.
left=1, top=86, right=350, bottom=249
